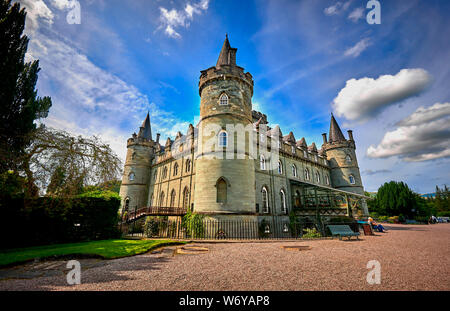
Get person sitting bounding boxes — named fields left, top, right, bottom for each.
left=368, top=217, right=387, bottom=232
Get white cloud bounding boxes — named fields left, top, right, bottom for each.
left=27, top=31, right=191, bottom=163
left=348, top=7, right=365, bottom=22
left=158, top=0, right=209, bottom=39
left=324, top=1, right=352, bottom=16
left=397, top=102, right=450, bottom=126
left=50, top=0, right=74, bottom=10
left=367, top=103, right=450, bottom=162
left=344, top=38, right=371, bottom=58
left=19, top=0, right=54, bottom=34
left=332, top=68, right=432, bottom=121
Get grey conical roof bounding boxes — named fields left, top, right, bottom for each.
left=329, top=114, right=346, bottom=143
left=138, top=112, right=152, bottom=140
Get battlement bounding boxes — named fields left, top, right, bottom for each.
left=127, top=135, right=155, bottom=148
left=322, top=139, right=355, bottom=151
left=199, top=65, right=253, bottom=95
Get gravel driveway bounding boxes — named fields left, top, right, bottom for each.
left=1, top=223, right=449, bottom=291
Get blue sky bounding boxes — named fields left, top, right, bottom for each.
left=20, top=0, right=450, bottom=193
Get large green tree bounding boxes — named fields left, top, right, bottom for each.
left=0, top=0, right=52, bottom=173
left=370, top=181, right=424, bottom=218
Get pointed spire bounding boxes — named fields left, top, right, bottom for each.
left=138, top=112, right=152, bottom=140
left=216, top=34, right=237, bottom=67
left=329, top=113, right=346, bottom=143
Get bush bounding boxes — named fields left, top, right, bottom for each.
left=182, top=210, right=204, bottom=238
left=437, top=211, right=450, bottom=217
left=302, top=227, right=321, bottom=239
left=0, top=194, right=121, bottom=249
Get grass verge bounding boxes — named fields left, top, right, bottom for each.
left=0, top=239, right=187, bottom=267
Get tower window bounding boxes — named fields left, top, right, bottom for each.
left=217, top=178, right=227, bottom=203
left=345, top=155, right=352, bottom=164
left=128, top=172, right=135, bottom=181
left=131, top=152, right=137, bottom=160
left=260, top=155, right=266, bottom=170
left=262, top=187, right=269, bottom=213
left=349, top=175, right=356, bottom=185
left=218, top=131, right=227, bottom=147
left=219, top=94, right=229, bottom=105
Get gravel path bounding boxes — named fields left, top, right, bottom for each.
left=1, top=223, right=449, bottom=291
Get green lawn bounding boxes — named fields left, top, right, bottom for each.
left=0, top=239, right=186, bottom=267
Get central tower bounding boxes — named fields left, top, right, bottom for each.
left=194, top=35, right=256, bottom=217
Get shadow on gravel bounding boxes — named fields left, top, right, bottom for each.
left=0, top=251, right=174, bottom=291
left=383, top=226, right=429, bottom=231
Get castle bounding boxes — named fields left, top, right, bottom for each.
left=119, top=36, right=369, bottom=225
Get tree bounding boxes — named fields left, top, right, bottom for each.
left=370, top=181, right=421, bottom=218
left=24, top=126, right=122, bottom=197
left=0, top=0, right=52, bottom=173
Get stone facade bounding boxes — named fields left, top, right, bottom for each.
left=119, top=36, right=369, bottom=219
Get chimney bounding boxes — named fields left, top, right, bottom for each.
left=322, top=133, right=327, bottom=144
left=347, top=130, right=354, bottom=141
left=156, top=133, right=160, bottom=144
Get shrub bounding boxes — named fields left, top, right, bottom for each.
left=302, top=227, right=321, bottom=239
left=182, top=210, right=205, bottom=238
left=0, top=194, right=121, bottom=249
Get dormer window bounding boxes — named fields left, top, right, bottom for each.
left=219, top=94, right=229, bottom=105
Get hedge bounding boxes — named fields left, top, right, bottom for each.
left=0, top=194, right=121, bottom=249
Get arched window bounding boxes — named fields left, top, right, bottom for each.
left=315, top=171, right=320, bottom=183
left=345, top=155, right=352, bottom=164
left=159, top=191, right=165, bottom=207
left=170, top=189, right=176, bottom=207
left=262, top=187, right=269, bottom=213
left=131, top=152, right=137, bottom=160
left=154, top=171, right=157, bottom=181
left=260, top=155, right=266, bottom=170
left=349, top=174, right=356, bottom=185
left=173, top=163, right=179, bottom=176
left=292, top=164, right=298, bottom=178
left=326, top=175, right=330, bottom=185
left=314, top=155, right=318, bottom=162
left=277, top=161, right=283, bottom=174
left=219, top=94, right=229, bottom=105
left=162, top=166, right=168, bottom=179
left=186, top=159, right=191, bottom=172
left=303, top=150, right=308, bottom=158
left=304, top=168, right=310, bottom=181
left=128, top=172, right=135, bottom=181
left=124, top=197, right=130, bottom=211
left=182, top=187, right=189, bottom=209
left=217, top=178, right=227, bottom=203
left=291, top=145, right=296, bottom=154
left=260, top=133, right=265, bottom=143
left=218, top=131, right=227, bottom=147
left=280, top=189, right=287, bottom=214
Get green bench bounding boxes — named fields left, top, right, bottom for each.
left=327, top=225, right=361, bottom=240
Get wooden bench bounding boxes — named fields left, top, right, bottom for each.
left=327, top=225, right=361, bottom=240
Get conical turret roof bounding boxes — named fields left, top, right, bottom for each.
left=216, top=34, right=237, bottom=67
left=138, top=112, right=152, bottom=140
left=329, top=114, right=346, bottom=143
